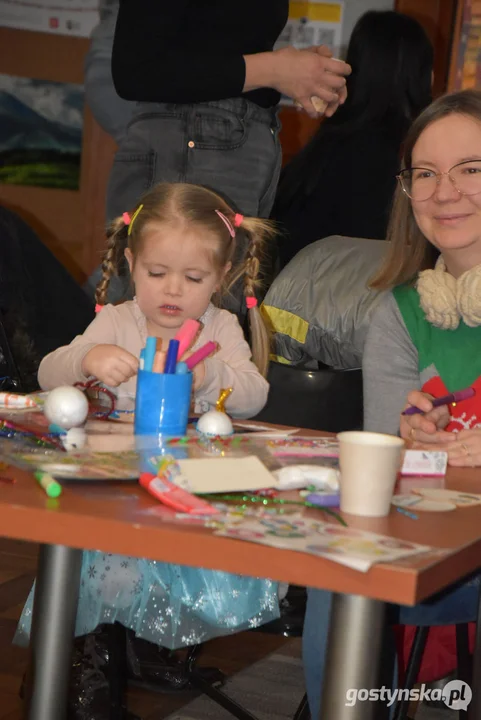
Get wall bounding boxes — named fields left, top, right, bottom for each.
left=396, top=0, right=458, bottom=97
left=340, top=0, right=395, bottom=53
left=0, top=27, right=93, bottom=282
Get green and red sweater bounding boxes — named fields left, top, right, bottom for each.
left=393, top=285, right=481, bottom=432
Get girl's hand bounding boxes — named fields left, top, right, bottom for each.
left=444, top=430, right=481, bottom=467
left=272, top=46, right=350, bottom=118
left=400, top=390, right=453, bottom=445
left=82, top=344, right=139, bottom=387
left=191, top=361, right=206, bottom=391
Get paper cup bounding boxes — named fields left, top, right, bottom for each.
left=337, top=431, right=405, bottom=517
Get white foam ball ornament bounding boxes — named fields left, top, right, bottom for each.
left=61, top=427, right=87, bottom=451
left=197, top=410, right=233, bottom=437
left=44, top=386, right=89, bottom=430
left=196, top=387, right=234, bottom=437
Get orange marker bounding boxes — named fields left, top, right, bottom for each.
left=152, top=350, right=166, bottom=373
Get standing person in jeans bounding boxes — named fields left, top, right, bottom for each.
left=85, top=0, right=351, bottom=317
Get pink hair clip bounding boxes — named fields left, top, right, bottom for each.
left=95, top=304, right=104, bottom=313
left=234, top=213, right=243, bottom=227
left=246, top=296, right=258, bottom=309
left=215, top=210, right=235, bottom=238
left=122, top=212, right=131, bottom=226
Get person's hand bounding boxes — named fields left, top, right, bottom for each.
left=82, top=344, right=139, bottom=387
left=182, top=353, right=206, bottom=391
left=400, top=390, right=454, bottom=445
left=443, top=430, right=481, bottom=467
left=272, top=46, right=351, bottom=118
left=309, top=46, right=348, bottom=116
left=191, top=360, right=206, bottom=391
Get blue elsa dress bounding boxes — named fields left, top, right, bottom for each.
left=15, top=551, right=279, bottom=648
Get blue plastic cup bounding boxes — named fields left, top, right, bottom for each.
left=134, top=370, right=193, bottom=436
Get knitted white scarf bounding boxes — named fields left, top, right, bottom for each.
left=416, top=256, right=481, bottom=329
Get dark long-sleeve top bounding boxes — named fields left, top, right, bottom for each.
left=274, top=125, right=401, bottom=268
left=112, top=0, right=289, bottom=108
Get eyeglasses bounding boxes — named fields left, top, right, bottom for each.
left=397, top=160, right=481, bottom=201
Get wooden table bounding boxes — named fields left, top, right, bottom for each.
left=1, top=433, right=481, bottom=720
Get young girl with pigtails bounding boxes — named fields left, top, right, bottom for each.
left=37, top=182, right=273, bottom=418
left=16, top=182, right=280, bottom=650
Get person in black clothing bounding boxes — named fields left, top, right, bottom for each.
left=0, top=206, right=95, bottom=392
left=84, top=0, right=351, bottom=316
left=273, top=10, right=434, bottom=269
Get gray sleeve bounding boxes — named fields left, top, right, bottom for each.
left=362, top=292, right=420, bottom=435
left=85, top=2, right=135, bottom=144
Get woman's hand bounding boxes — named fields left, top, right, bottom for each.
left=306, top=46, right=348, bottom=117
left=82, top=344, right=139, bottom=387
left=442, top=430, right=481, bottom=467
left=273, top=46, right=351, bottom=117
left=400, top=390, right=453, bottom=445
left=244, top=46, right=351, bottom=119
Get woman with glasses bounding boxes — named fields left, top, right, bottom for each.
left=366, top=89, right=481, bottom=450
left=303, top=89, right=481, bottom=719
left=273, top=10, right=433, bottom=269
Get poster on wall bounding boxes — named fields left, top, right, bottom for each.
left=274, top=0, right=344, bottom=106
left=0, top=0, right=99, bottom=38
left=451, top=0, right=481, bottom=90
left=0, top=74, right=84, bottom=191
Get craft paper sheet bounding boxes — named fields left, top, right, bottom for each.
left=167, top=456, right=278, bottom=494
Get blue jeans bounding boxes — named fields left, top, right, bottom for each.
left=303, top=578, right=480, bottom=719
left=85, top=97, right=282, bottom=317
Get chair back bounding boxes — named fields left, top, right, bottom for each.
left=253, top=361, right=363, bottom=432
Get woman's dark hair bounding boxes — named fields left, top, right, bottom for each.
left=274, top=10, right=433, bottom=215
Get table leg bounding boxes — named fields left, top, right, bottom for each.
left=25, top=544, right=82, bottom=720
left=320, top=593, right=387, bottom=720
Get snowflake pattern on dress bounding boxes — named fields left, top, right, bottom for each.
left=14, top=549, right=279, bottom=650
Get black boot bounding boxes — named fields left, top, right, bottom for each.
left=18, top=633, right=134, bottom=720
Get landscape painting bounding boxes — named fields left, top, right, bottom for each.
left=0, top=74, right=84, bottom=190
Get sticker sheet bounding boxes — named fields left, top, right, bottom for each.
left=215, top=515, right=432, bottom=572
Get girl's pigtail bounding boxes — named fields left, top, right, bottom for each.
left=236, top=216, right=276, bottom=377
left=95, top=217, right=129, bottom=306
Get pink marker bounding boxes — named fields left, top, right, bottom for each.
left=185, top=341, right=218, bottom=370
left=175, top=319, right=201, bottom=360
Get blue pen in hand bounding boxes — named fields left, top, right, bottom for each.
left=164, top=339, right=180, bottom=374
